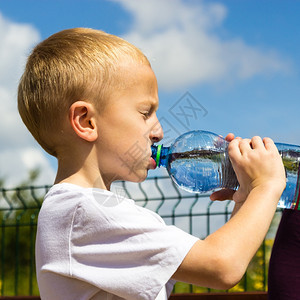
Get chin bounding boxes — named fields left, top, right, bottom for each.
left=126, top=170, right=148, bottom=183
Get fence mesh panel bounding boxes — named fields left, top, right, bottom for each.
left=0, top=177, right=281, bottom=296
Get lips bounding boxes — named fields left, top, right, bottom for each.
left=149, top=157, right=157, bottom=169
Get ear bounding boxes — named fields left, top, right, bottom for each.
left=69, top=101, right=98, bottom=142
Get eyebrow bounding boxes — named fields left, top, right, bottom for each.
left=139, top=98, right=159, bottom=110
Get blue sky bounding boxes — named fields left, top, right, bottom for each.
left=0, top=0, right=299, bottom=186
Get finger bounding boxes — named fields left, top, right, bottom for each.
left=250, top=136, right=264, bottom=149
left=239, top=138, right=252, bottom=154
left=228, top=138, right=242, bottom=161
left=263, top=137, right=277, bottom=151
left=225, top=133, right=235, bottom=142
left=210, top=189, right=235, bottom=201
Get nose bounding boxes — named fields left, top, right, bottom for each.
left=149, top=117, right=163, bottom=143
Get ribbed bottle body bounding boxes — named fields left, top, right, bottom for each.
left=151, top=130, right=300, bottom=210
left=166, top=131, right=238, bottom=193
left=276, top=143, right=300, bottom=209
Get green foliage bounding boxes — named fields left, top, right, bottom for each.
left=0, top=168, right=43, bottom=296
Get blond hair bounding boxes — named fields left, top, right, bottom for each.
left=18, top=28, right=149, bottom=156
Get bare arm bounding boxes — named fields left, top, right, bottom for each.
left=172, top=136, right=286, bottom=289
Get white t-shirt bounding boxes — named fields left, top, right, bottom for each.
left=36, top=183, right=199, bottom=300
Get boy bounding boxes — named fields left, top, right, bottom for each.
left=18, top=28, right=286, bottom=300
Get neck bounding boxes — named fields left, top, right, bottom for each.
left=54, top=149, right=110, bottom=190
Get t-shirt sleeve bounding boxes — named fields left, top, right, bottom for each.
left=69, top=194, right=199, bottom=300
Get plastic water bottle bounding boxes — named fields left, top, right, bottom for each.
left=151, top=130, right=300, bottom=210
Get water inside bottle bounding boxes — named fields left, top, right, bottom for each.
left=168, top=149, right=239, bottom=193
left=278, top=149, right=300, bottom=209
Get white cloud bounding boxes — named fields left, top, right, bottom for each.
left=114, top=0, right=291, bottom=90
left=0, top=13, right=40, bottom=89
left=0, top=148, right=56, bottom=187
left=0, top=12, right=55, bottom=187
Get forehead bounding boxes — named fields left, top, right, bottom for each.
left=103, top=60, right=159, bottom=111
left=117, top=61, right=158, bottom=92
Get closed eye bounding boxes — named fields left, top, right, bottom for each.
left=138, top=101, right=157, bottom=120
left=140, top=111, right=151, bottom=119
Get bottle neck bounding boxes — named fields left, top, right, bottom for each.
left=151, top=145, right=170, bottom=168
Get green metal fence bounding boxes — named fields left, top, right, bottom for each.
left=0, top=177, right=282, bottom=296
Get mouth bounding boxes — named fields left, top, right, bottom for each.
left=149, top=156, right=157, bottom=170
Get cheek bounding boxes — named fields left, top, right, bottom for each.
left=98, top=109, right=149, bottom=157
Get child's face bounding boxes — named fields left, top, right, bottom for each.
left=95, top=62, right=163, bottom=187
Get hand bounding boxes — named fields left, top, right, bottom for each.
left=229, top=136, right=286, bottom=203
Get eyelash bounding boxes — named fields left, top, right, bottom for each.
left=141, top=111, right=150, bottom=119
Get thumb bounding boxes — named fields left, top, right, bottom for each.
left=210, top=188, right=235, bottom=201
